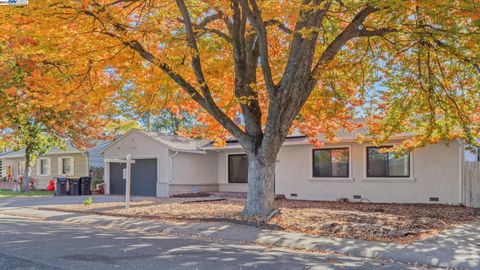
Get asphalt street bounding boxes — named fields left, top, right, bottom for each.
left=0, top=215, right=432, bottom=270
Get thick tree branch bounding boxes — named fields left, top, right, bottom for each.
left=177, top=11, right=231, bottom=42
left=175, top=0, right=249, bottom=142
left=358, top=27, right=395, bottom=37
left=279, top=0, right=331, bottom=92
left=238, top=0, right=276, bottom=96
left=79, top=2, right=248, bottom=142
left=226, top=1, right=263, bottom=140
left=312, top=5, right=379, bottom=75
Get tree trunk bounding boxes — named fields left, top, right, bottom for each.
left=242, top=151, right=276, bottom=218
left=22, top=151, right=31, bottom=193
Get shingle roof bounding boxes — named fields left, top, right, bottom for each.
left=137, top=130, right=210, bottom=152
left=0, top=140, right=112, bottom=159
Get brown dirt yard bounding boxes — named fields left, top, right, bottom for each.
left=43, top=198, right=480, bottom=243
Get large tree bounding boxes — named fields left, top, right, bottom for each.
left=0, top=35, right=111, bottom=191
left=2, top=1, right=478, bottom=216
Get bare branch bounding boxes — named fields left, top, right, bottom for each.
left=265, top=19, right=292, bottom=34
left=312, top=5, right=379, bottom=75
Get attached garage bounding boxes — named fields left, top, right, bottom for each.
left=109, top=159, right=157, bottom=196
left=103, top=129, right=218, bottom=197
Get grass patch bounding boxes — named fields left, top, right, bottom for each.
left=0, top=189, right=54, bottom=198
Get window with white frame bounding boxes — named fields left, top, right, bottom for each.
left=312, top=148, right=350, bottom=178
left=58, top=157, right=74, bottom=176
left=367, top=146, right=410, bottom=177
left=37, top=158, right=51, bottom=176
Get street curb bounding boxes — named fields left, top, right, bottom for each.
left=36, top=206, right=283, bottom=230
left=0, top=207, right=261, bottom=243
left=256, top=229, right=480, bottom=270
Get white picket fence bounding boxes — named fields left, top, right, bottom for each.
left=463, top=162, right=480, bottom=208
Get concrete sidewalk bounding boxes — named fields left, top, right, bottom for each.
left=1, top=206, right=479, bottom=269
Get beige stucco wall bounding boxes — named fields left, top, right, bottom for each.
left=169, top=150, right=218, bottom=195
left=217, top=141, right=462, bottom=204
left=1, top=153, right=88, bottom=189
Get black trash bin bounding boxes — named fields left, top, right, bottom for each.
left=79, top=177, right=92, bottom=195
left=55, top=177, right=68, bottom=196
left=68, top=178, right=81, bottom=195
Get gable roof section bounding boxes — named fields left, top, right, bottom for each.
left=102, top=129, right=210, bottom=154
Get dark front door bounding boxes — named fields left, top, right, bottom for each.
left=109, top=159, right=157, bottom=196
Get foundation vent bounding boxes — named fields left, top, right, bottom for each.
left=353, top=195, right=362, bottom=199
left=290, top=193, right=298, bottom=198
left=429, top=197, right=439, bottom=202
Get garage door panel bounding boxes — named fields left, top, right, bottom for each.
left=109, top=159, right=157, bottom=196
left=131, top=159, right=157, bottom=196
left=110, top=163, right=126, bottom=195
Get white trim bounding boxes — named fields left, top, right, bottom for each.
left=36, top=157, right=51, bottom=176
left=0, top=151, right=83, bottom=159
left=309, top=144, right=352, bottom=180
left=361, top=177, right=416, bottom=183
left=57, top=156, right=75, bottom=176
left=457, top=140, right=464, bottom=204
left=309, top=178, right=354, bottom=183
left=362, top=144, right=414, bottom=179
left=101, top=129, right=205, bottom=154
left=169, top=151, right=179, bottom=183
left=17, top=161, right=26, bottom=177
left=226, top=151, right=247, bottom=184
left=202, top=135, right=415, bottom=150
left=82, top=152, right=89, bottom=177
left=105, top=154, right=161, bottom=159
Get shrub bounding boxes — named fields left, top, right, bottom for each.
left=83, top=196, right=93, bottom=206
left=91, top=178, right=103, bottom=189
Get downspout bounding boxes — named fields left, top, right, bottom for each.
left=169, top=150, right=179, bottom=183
left=456, top=139, right=464, bottom=205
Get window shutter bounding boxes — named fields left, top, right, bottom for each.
left=58, top=157, right=62, bottom=175
left=37, top=159, right=41, bottom=176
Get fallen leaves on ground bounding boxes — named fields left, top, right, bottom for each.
left=47, top=198, right=479, bottom=243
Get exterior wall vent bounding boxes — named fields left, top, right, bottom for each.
left=353, top=195, right=362, bottom=199
left=290, top=193, right=298, bottom=197
left=429, top=197, right=439, bottom=202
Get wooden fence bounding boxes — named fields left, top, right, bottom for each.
left=90, top=167, right=104, bottom=181
left=463, top=162, right=480, bottom=208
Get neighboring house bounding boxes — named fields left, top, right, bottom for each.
left=104, top=129, right=475, bottom=205
left=0, top=141, right=111, bottom=189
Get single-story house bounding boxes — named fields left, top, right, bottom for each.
left=0, top=141, right=111, bottom=189
left=104, top=129, right=477, bottom=205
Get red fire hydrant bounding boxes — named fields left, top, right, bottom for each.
left=46, top=179, right=55, bottom=191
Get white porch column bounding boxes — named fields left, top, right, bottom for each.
left=104, top=161, right=110, bottom=195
